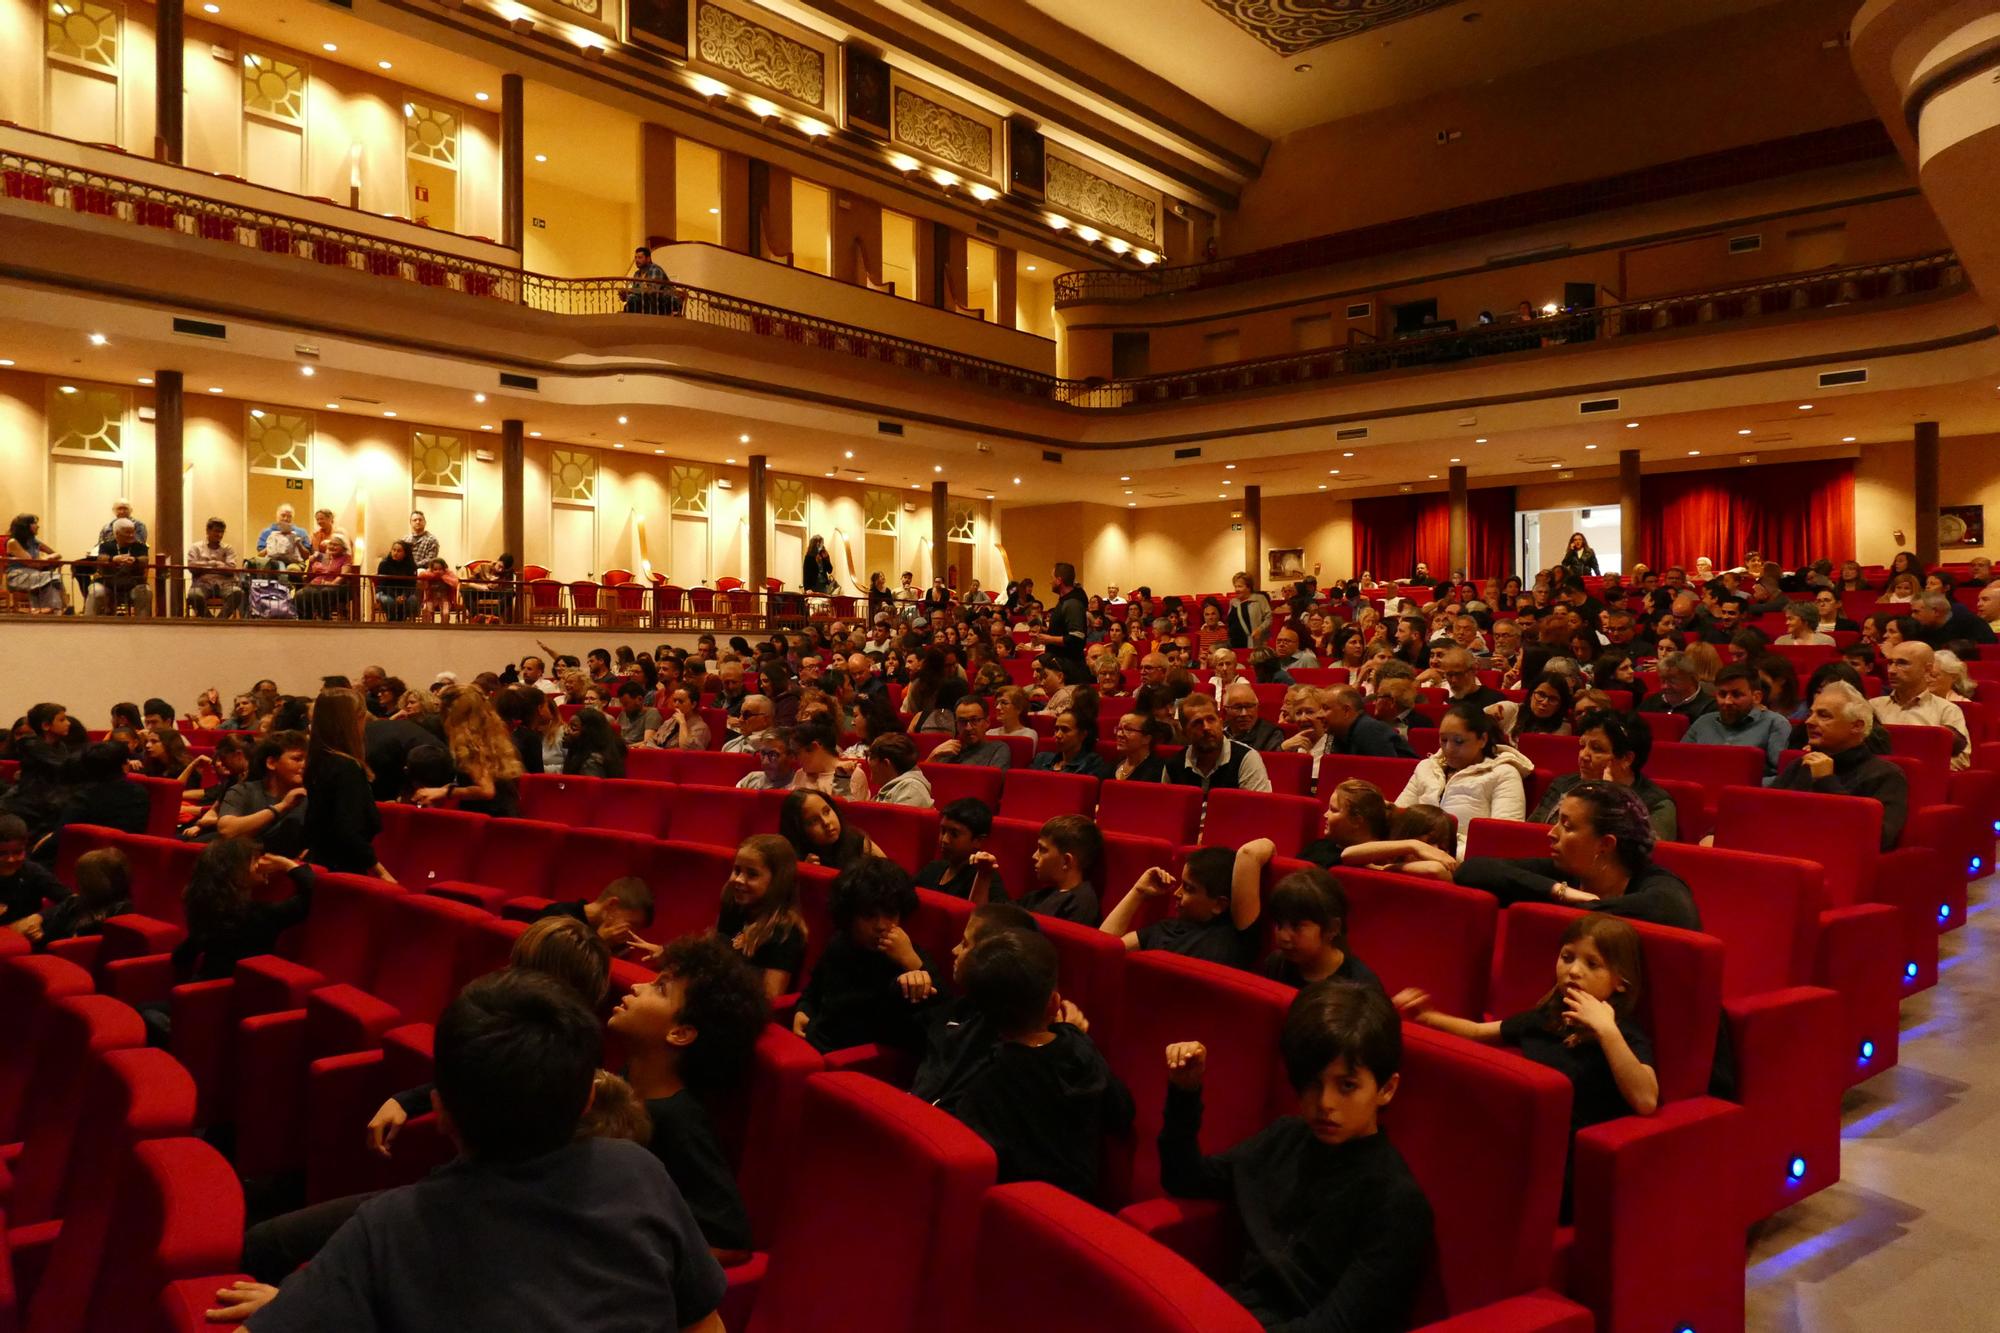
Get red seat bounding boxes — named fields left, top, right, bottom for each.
left=456, top=817, right=569, bottom=903
left=80, top=1138, right=245, bottom=1333
left=624, top=748, right=676, bottom=781
left=1034, top=915, right=1125, bottom=1046
left=982, top=817, right=1044, bottom=899
left=918, top=762, right=1004, bottom=812
left=131, top=776, right=184, bottom=836
left=744, top=1074, right=996, bottom=1333
left=1097, top=780, right=1204, bottom=844
left=1634, top=712, right=1691, bottom=745
left=1000, top=770, right=1100, bottom=823
left=645, top=841, right=735, bottom=944
left=1335, top=868, right=1497, bottom=1020
left=517, top=773, right=599, bottom=825
left=1197, top=790, right=1320, bottom=857
left=587, top=779, right=679, bottom=838
left=0, top=957, right=96, bottom=1142
left=671, top=786, right=756, bottom=849
left=376, top=807, right=487, bottom=886
left=1512, top=733, right=1580, bottom=773
left=4, top=996, right=147, bottom=1226
left=844, top=801, right=939, bottom=872
left=1314, top=754, right=1420, bottom=799
left=1260, top=749, right=1313, bottom=796
left=671, top=750, right=759, bottom=787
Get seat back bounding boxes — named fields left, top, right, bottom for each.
left=984, top=817, right=1044, bottom=901
left=918, top=762, right=1004, bottom=812
left=466, top=818, right=569, bottom=898
left=1260, top=749, right=1314, bottom=796
left=364, top=893, right=496, bottom=1025
left=378, top=807, right=487, bottom=886
left=702, top=1026, right=824, bottom=1251
left=1636, top=711, right=1692, bottom=745
left=972, top=1182, right=1261, bottom=1333
left=1651, top=843, right=1821, bottom=994
left=562, top=829, right=658, bottom=899
left=131, top=775, right=183, bottom=836
left=64, top=1137, right=243, bottom=1333
left=1463, top=817, right=1551, bottom=861
left=1335, top=869, right=1497, bottom=1020
left=0, top=955, right=97, bottom=1141
left=1645, top=741, right=1767, bottom=794
left=295, top=872, right=405, bottom=985
left=1710, top=787, right=1881, bottom=906
left=1883, top=724, right=1954, bottom=782
left=1002, top=769, right=1101, bottom=823
left=1313, top=754, right=1420, bottom=798
left=9, top=996, right=148, bottom=1224
left=1036, top=915, right=1127, bottom=1050
left=1097, top=780, right=1203, bottom=844
left=625, top=748, right=677, bottom=781
left=907, top=888, right=973, bottom=963
left=120, top=836, right=202, bottom=928
left=673, top=750, right=760, bottom=787
left=670, top=785, right=754, bottom=849
left=588, top=779, right=678, bottom=838
left=845, top=801, right=939, bottom=872
left=1513, top=733, right=1581, bottom=773
left=647, top=841, right=732, bottom=944
left=518, top=773, right=599, bottom=825
left=1199, top=790, right=1320, bottom=856
left=748, top=1074, right=996, bottom=1333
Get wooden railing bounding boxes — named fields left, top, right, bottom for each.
left=0, top=148, right=1961, bottom=411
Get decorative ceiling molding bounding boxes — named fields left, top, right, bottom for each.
left=693, top=0, right=831, bottom=111
left=891, top=78, right=999, bottom=182
left=517, top=0, right=621, bottom=44
left=1199, top=0, right=1468, bottom=56
left=1046, top=150, right=1160, bottom=245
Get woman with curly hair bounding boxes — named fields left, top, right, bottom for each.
left=413, top=687, right=525, bottom=816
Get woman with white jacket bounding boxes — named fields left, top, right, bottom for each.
left=1394, top=702, right=1534, bottom=856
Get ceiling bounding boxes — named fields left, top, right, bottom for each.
left=1016, top=0, right=1799, bottom=138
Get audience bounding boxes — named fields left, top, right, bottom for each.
left=1393, top=703, right=1531, bottom=856
left=792, top=856, right=934, bottom=1053
left=1457, top=781, right=1701, bottom=928
left=1682, top=663, right=1789, bottom=781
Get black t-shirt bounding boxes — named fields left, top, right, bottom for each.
left=643, top=1091, right=752, bottom=1252
left=944, top=1025, right=1134, bottom=1201
left=1138, top=915, right=1260, bottom=971
left=0, top=861, right=68, bottom=925
left=915, top=857, right=1006, bottom=902
left=1258, top=949, right=1383, bottom=993
left=715, top=901, right=807, bottom=981
left=798, top=933, right=938, bottom=1053
left=1015, top=880, right=1100, bottom=925
left=1499, top=1008, right=1654, bottom=1131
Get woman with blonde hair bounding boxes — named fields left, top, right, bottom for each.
left=1681, top=641, right=1723, bottom=684
left=414, top=687, right=525, bottom=816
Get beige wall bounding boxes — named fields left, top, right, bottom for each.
left=1855, top=431, right=2000, bottom=566
left=524, top=178, right=633, bottom=279
left=1001, top=493, right=1357, bottom=594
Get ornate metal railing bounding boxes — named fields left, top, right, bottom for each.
left=0, top=148, right=1963, bottom=412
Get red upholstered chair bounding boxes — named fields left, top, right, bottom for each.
left=973, top=1182, right=1263, bottom=1333
left=427, top=818, right=569, bottom=912
left=517, top=773, right=599, bottom=825
left=918, top=762, right=1004, bottom=812
left=78, top=1138, right=245, bottom=1333
left=1512, top=733, right=1580, bottom=773
left=1335, top=868, right=1497, bottom=1020
left=1314, top=754, right=1420, bottom=799
left=644, top=841, right=738, bottom=944
left=906, top=888, right=974, bottom=962
left=1634, top=712, right=1691, bottom=745
left=375, top=807, right=487, bottom=887
left=1197, top=791, right=1320, bottom=857
left=1034, top=915, right=1125, bottom=1047
left=556, top=828, right=658, bottom=897
left=2, top=996, right=147, bottom=1233
left=744, top=1074, right=996, bottom=1333
left=624, top=748, right=676, bottom=781
left=1001, top=770, right=1100, bottom=823
left=587, top=779, right=679, bottom=838
left=1259, top=749, right=1313, bottom=796
left=996, top=735, right=1037, bottom=768
left=982, top=817, right=1044, bottom=898
left=1098, top=780, right=1204, bottom=845
left=672, top=751, right=759, bottom=787
left=0, top=958, right=96, bottom=1143
left=671, top=786, right=757, bottom=849
left=130, top=776, right=184, bottom=836
left=844, top=802, right=938, bottom=872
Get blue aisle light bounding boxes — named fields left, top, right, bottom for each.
left=1859, top=1039, right=1876, bottom=1061
left=1789, top=1157, right=1807, bottom=1181
left=1905, top=962, right=1920, bottom=980
left=1971, top=857, right=1983, bottom=872
left=1940, top=903, right=1953, bottom=921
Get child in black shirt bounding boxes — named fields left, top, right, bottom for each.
left=537, top=876, right=656, bottom=960
left=1258, top=867, right=1382, bottom=992
left=1100, top=839, right=1268, bottom=970
left=713, top=834, right=808, bottom=998
left=30, top=846, right=133, bottom=948
left=1014, top=813, right=1102, bottom=924
left=1160, top=980, right=1433, bottom=1329
left=0, top=813, right=68, bottom=932
left=792, top=857, right=938, bottom=1053
left=914, top=798, right=1008, bottom=902
left=172, top=840, right=314, bottom=982
left=942, top=929, right=1133, bottom=1202
left=909, top=903, right=1043, bottom=1105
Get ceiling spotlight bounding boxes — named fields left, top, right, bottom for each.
left=739, top=433, right=750, bottom=443
left=1341, top=451, right=1354, bottom=458
left=378, top=60, right=392, bottom=70
left=475, top=91, right=489, bottom=102
left=1294, top=62, right=1313, bottom=73
left=1225, top=463, right=1237, bottom=470
left=1128, top=502, right=1136, bottom=507
left=534, top=153, right=547, bottom=163
left=383, top=410, right=397, bottom=417
left=824, top=471, right=835, bottom=477
left=1842, top=436, right=1857, bottom=443
left=612, top=442, right=624, bottom=449
left=1428, top=474, right=1438, bottom=480
left=1026, top=265, right=1038, bottom=273
left=207, top=386, right=223, bottom=394
left=87, top=333, right=107, bottom=346
left=1449, top=457, right=1460, bottom=463
left=474, top=392, right=486, bottom=403
left=1687, top=449, right=1702, bottom=456
left=325, top=402, right=340, bottom=409
left=202, top=3, right=219, bottom=12
left=58, top=384, right=77, bottom=394
left=1474, top=437, right=1487, bottom=444
left=1625, top=421, right=1639, bottom=428
left=617, top=415, right=628, bottom=424
left=1317, top=484, right=1326, bottom=491
left=1119, top=475, right=1130, bottom=481
left=1223, top=479, right=1233, bottom=485
left=299, top=365, right=315, bottom=376
left=1798, top=404, right=1813, bottom=410
left=529, top=430, right=542, bottom=437
left=655, top=449, right=665, bottom=454
left=322, top=43, right=337, bottom=53
left=481, top=423, right=493, bottom=430
left=1328, top=469, right=1341, bottom=475
left=1737, top=429, right=1752, bottom=435
left=1217, top=494, right=1225, bottom=499
left=1013, top=477, right=1022, bottom=485
left=1549, top=463, right=1561, bottom=469
left=249, top=409, right=265, bottom=419
left=136, top=376, right=153, bottom=385
left=725, top=457, right=736, bottom=464
left=933, top=464, right=943, bottom=473
left=1584, top=443, right=1597, bottom=450
left=0, top=358, right=13, bottom=366
left=844, top=451, right=854, bottom=459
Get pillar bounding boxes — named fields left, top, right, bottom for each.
left=747, top=456, right=768, bottom=593
left=720, top=151, right=753, bottom=254
left=500, top=74, right=524, bottom=250
left=155, top=0, right=183, bottom=164
left=1447, top=466, right=1469, bottom=576
left=995, top=244, right=1018, bottom=330
left=1914, top=421, right=1940, bottom=568
left=501, top=420, right=525, bottom=573
left=931, top=481, right=949, bottom=583
left=1619, top=449, right=1642, bottom=573
left=1242, top=484, right=1261, bottom=582
left=639, top=123, right=677, bottom=248
left=154, top=371, right=184, bottom=615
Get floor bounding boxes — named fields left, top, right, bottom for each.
left=1745, top=874, right=2000, bottom=1331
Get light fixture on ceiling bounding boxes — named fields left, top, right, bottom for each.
left=655, top=448, right=665, bottom=454
left=1026, top=265, right=1038, bottom=272
left=529, top=430, right=541, bottom=437
left=1737, top=429, right=1752, bottom=435
left=889, top=153, right=919, bottom=174
left=1584, top=443, right=1597, bottom=450
left=474, top=392, right=486, bottom=403
left=322, top=42, right=337, bottom=52
left=58, top=385, right=77, bottom=394
left=1317, top=484, right=1326, bottom=490
left=1106, top=237, right=1129, bottom=255
left=968, top=183, right=997, bottom=202
left=1119, top=475, right=1130, bottom=481
left=1549, top=463, right=1561, bottom=469
left=689, top=74, right=729, bottom=100
left=1128, top=501, right=1136, bottom=507
left=1625, top=421, right=1639, bottom=428
left=1428, top=474, right=1438, bottom=480
left=824, top=471, right=835, bottom=477
left=932, top=168, right=960, bottom=189
left=136, top=376, right=152, bottom=385
left=475, top=91, right=490, bottom=102
left=617, top=415, right=628, bottom=424
left=1688, top=449, right=1702, bottom=456
left=844, top=450, right=854, bottom=459
left=534, top=153, right=547, bottom=163
left=1842, top=436, right=1857, bottom=442
left=1013, top=477, right=1022, bottom=485
left=0, top=358, right=13, bottom=366
left=612, top=442, right=623, bottom=449
left=1047, top=214, right=1070, bottom=231
left=481, top=423, right=493, bottom=430
left=1474, top=436, right=1487, bottom=443
left=1449, top=457, right=1460, bottom=463
left=1224, top=463, right=1236, bottom=469
left=299, top=365, right=314, bottom=377
left=207, top=386, right=223, bottom=394
left=1294, top=62, right=1312, bottom=73
left=1216, top=493, right=1225, bottom=499
left=725, top=457, right=736, bottom=464
left=1341, top=451, right=1354, bottom=458
left=933, top=464, right=943, bottom=473
left=325, top=402, right=340, bottom=409
left=1075, top=225, right=1102, bottom=243
left=744, top=95, right=778, bottom=120
left=1328, top=469, right=1340, bottom=475
left=202, top=3, right=219, bottom=11
left=799, top=118, right=831, bottom=138
left=1135, top=250, right=1159, bottom=264
left=383, top=410, right=397, bottom=417
left=1223, top=479, right=1232, bottom=486
left=1798, top=403, right=1813, bottom=410
left=739, top=433, right=750, bottom=443
left=87, top=332, right=107, bottom=346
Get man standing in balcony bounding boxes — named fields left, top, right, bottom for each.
left=405, top=511, right=440, bottom=569
left=621, top=245, right=678, bottom=315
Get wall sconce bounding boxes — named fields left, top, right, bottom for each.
left=798, top=118, right=831, bottom=139
left=889, top=153, right=919, bottom=175
left=968, top=183, right=997, bottom=203
left=1047, top=213, right=1070, bottom=230
left=1074, top=225, right=1102, bottom=243
left=931, top=168, right=959, bottom=190
left=689, top=74, right=729, bottom=101
left=579, top=41, right=604, bottom=61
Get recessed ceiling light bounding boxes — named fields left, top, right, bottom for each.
left=58, top=385, right=77, bottom=394
left=1737, top=429, right=1752, bottom=435
left=207, top=386, right=223, bottom=393
left=933, top=464, right=943, bottom=473
left=1342, top=451, right=1354, bottom=458
left=725, top=457, right=736, bottom=464
left=739, top=433, right=750, bottom=443
left=617, top=415, right=628, bottom=424
left=1584, top=443, right=1597, bottom=450
left=136, top=376, right=152, bottom=385
left=844, top=450, right=854, bottom=459
left=529, top=430, right=542, bottom=437
left=0, top=358, right=13, bottom=367
left=1798, top=404, right=1813, bottom=410
left=707, top=207, right=719, bottom=215
left=473, top=393, right=486, bottom=403
left=1625, top=422, right=1639, bottom=428
left=475, top=91, right=490, bottom=102
left=612, top=442, right=623, bottom=449
left=1842, top=436, right=1857, bottom=443
left=296, top=365, right=314, bottom=378
left=855, top=476, right=865, bottom=481
left=1217, top=493, right=1225, bottom=499
left=1124, top=489, right=1133, bottom=495
left=1012, top=477, right=1022, bottom=485
left=202, top=3, right=219, bottom=12
left=322, top=43, right=337, bottom=52
left=1224, top=463, right=1236, bottom=470
left=1026, top=265, right=1038, bottom=272
left=1293, top=62, right=1312, bottom=73
left=534, top=153, right=547, bottom=163
left=1329, top=469, right=1340, bottom=475
left=1550, top=463, right=1561, bottom=469
left=1474, top=437, right=1487, bottom=443
left=655, top=449, right=665, bottom=455
left=325, top=402, right=340, bottom=409
left=824, top=471, right=835, bottom=477
left=1427, top=474, right=1438, bottom=480
left=383, top=410, right=397, bottom=417
left=1119, top=475, right=1130, bottom=481
left=87, top=333, right=106, bottom=346
left=1128, top=501, right=1136, bottom=507
left=1687, top=449, right=1701, bottom=456
left=1449, top=457, right=1460, bottom=463
left=480, top=423, right=492, bottom=430
left=378, top=60, right=392, bottom=70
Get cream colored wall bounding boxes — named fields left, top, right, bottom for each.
left=0, top=370, right=48, bottom=520
left=524, top=178, right=633, bottom=279
left=0, top=0, right=42, bottom=133
left=1854, top=439, right=1914, bottom=567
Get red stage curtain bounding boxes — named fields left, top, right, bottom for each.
left=1352, top=486, right=1518, bottom=581
left=1637, top=460, right=1854, bottom=572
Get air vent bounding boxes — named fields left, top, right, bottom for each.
left=1345, top=302, right=1371, bottom=320
left=1578, top=397, right=1620, bottom=415
left=1173, top=446, right=1201, bottom=460
left=498, top=372, right=538, bottom=391
left=172, top=317, right=227, bottom=340
left=1335, top=427, right=1369, bottom=441
left=1041, top=450, right=1063, bottom=463
left=877, top=421, right=905, bottom=436
left=1728, top=234, right=1763, bottom=254
left=1819, top=367, right=1868, bottom=388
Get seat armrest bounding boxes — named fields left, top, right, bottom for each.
left=1723, top=986, right=1844, bottom=1218
left=1115, top=1196, right=1238, bottom=1282
left=305, top=982, right=405, bottom=1056
left=1814, top=902, right=1901, bottom=1083
left=235, top=954, right=329, bottom=1014
left=170, top=977, right=240, bottom=1126
left=102, top=951, right=176, bottom=1006
left=820, top=1044, right=917, bottom=1089
left=45, top=935, right=104, bottom=972
left=157, top=1274, right=259, bottom=1333
left=718, top=1252, right=768, bottom=1333
left=500, top=895, right=554, bottom=922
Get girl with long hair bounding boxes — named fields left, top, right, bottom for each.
left=417, top=688, right=526, bottom=816
left=716, top=834, right=807, bottom=998
left=304, top=690, right=388, bottom=878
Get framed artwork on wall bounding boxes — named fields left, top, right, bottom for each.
left=1268, top=548, right=1306, bottom=580
left=1940, top=505, right=1984, bottom=547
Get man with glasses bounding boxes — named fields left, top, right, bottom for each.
left=926, top=696, right=1012, bottom=769
left=1137, top=651, right=1171, bottom=693
left=721, top=695, right=776, bottom=753
left=1221, top=681, right=1284, bottom=751
left=1322, top=686, right=1414, bottom=759
left=1421, top=647, right=1504, bottom=711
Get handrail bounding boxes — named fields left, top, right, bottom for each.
left=0, top=148, right=1962, bottom=411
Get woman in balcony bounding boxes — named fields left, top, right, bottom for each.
left=296, top=534, right=355, bottom=620
left=804, top=536, right=836, bottom=595
left=6, top=514, right=66, bottom=613
left=374, top=540, right=419, bottom=622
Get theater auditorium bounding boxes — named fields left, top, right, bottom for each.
left=3, top=0, right=1998, bottom=1329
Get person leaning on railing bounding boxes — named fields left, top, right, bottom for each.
left=621, top=245, right=682, bottom=315
left=86, top=518, right=153, bottom=617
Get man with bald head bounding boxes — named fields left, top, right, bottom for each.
left=1870, top=639, right=1970, bottom=769
left=1321, top=685, right=1414, bottom=759
left=1426, top=647, right=1504, bottom=711
left=845, top=652, right=886, bottom=704
left=1221, top=680, right=1284, bottom=751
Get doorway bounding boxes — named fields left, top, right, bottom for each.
left=1517, top=506, right=1622, bottom=577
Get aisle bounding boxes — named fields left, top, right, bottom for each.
left=1746, top=878, right=2000, bottom=1330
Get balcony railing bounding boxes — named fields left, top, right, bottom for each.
left=0, top=147, right=1963, bottom=411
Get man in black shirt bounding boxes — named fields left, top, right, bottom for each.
left=1222, top=681, right=1286, bottom=752
left=1425, top=648, right=1504, bottom=713
left=1099, top=842, right=1267, bottom=971
left=1322, top=686, right=1416, bottom=759
left=1039, top=561, right=1089, bottom=669
left=1771, top=680, right=1909, bottom=850
left=1911, top=591, right=1997, bottom=647
left=364, top=715, right=444, bottom=802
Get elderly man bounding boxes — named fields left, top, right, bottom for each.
left=1137, top=650, right=1171, bottom=694
left=1772, top=682, right=1908, bottom=850
left=1637, top=653, right=1716, bottom=721
left=1979, top=580, right=2000, bottom=635
left=721, top=695, right=776, bottom=753
left=1221, top=680, right=1284, bottom=751
left=1368, top=673, right=1434, bottom=739
left=86, top=517, right=152, bottom=616
left=1271, top=625, right=1318, bottom=671
left=1322, top=686, right=1414, bottom=759
left=926, top=695, right=1012, bottom=769
left=1911, top=591, right=1996, bottom=647
left=1420, top=647, right=1504, bottom=711
left=1449, top=615, right=1491, bottom=660
left=845, top=652, right=886, bottom=704
left=1870, top=640, right=1970, bottom=769
left=255, top=503, right=310, bottom=570
left=1208, top=647, right=1244, bottom=701
left=1168, top=693, right=1271, bottom=793
left=185, top=517, right=246, bottom=618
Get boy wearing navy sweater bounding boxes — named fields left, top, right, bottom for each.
left=1099, top=839, right=1269, bottom=970
left=1015, top=813, right=1102, bottom=924
left=1161, top=981, right=1432, bottom=1330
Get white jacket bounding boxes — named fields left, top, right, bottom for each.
left=1393, top=745, right=1534, bottom=856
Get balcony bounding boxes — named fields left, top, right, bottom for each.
left=0, top=140, right=1967, bottom=419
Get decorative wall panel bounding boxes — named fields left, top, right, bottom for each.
left=893, top=88, right=991, bottom=177
left=948, top=502, right=977, bottom=541
left=246, top=407, right=313, bottom=476
left=1200, top=0, right=1466, bottom=55
left=404, top=103, right=458, bottom=167
left=551, top=448, right=597, bottom=504
left=46, top=0, right=120, bottom=71
left=771, top=477, right=808, bottom=526
left=47, top=383, right=126, bottom=457
left=411, top=431, right=465, bottom=492
left=864, top=489, right=899, bottom=535
left=693, top=0, right=827, bottom=110
left=1046, top=151, right=1159, bottom=245
left=242, top=53, right=305, bottom=125
left=669, top=464, right=711, bottom=516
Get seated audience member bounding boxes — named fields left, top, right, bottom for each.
left=536, top=876, right=657, bottom=956
left=916, top=798, right=1007, bottom=902
left=0, top=813, right=68, bottom=930
left=1029, top=708, right=1111, bottom=779
left=1271, top=625, right=1319, bottom=671
left=86, top=517, right=152, bottom=617
left=1870, top=641, right=1971, bottom=769
left=1772, top=682, right=1909, bottom=850
left=1456, top=781, right=1701, bottom=928
left=228, top=972, right=728, bottom=1331
left=611, top=935, right=770, bottom=1261
left=866, top=732, right=933, bottom=807
left=1333, top=806, right=1463, bottom=881
left=215, top=730, right=309, bottom=852
left=927, top=694, right=1013, bottom=769
left=55, top=740, right=152, bottom=836
left=563, top=707, right=629, bottom=778
left=654, top=687, right=712, bottom=752
left=417, top=688, right=525, bottom=817
left=1368, top=674, right=1435, bottom=740
left=186, top=518, right=247, bottom=618
left=1222, top=680, right=1285, bottom=751
left=1299, top=779, right=1392, bottom=869
left=1638, top=652, right=1717, bottom=721
left=779, top=789, right=883, bottom=869
left=616, top=680, right=665, bottom=747
left=793, top=856, right=936, bottom=1053
left=940, top=929, right=1134, bottom=1200
left=1259, top=868, right=1381, bottom=989
left=1320, top=685, right=1416, bottom=759
left=1109, top=712, right=1171, bottom=782
left=908, top=903, right=1043, bottom=1103
left=1911, top=591, right=1997, bottom=648
left=1393, top=703, right=1531, bottom=856
left=417, top=557, right=459, bottom=620
left=1159, top=982, right=1432, bottom=1330
left=1530, top=710, right=1677, bottom=840
left=174, top=842, right=315, bottom=982
left=1774, top=602, right=1835, bottom=647
left=1100, top=840, right=1269, bottom=970
left=1513, top=674, right=1576, bottom=737
left=1170, top=693, right=1274, bottom=792
left=1017, top=813, right=1104, bottom=924
left=721, top=694, right=776, bottom=753
left=1421, top=648, right=1504, bottom=711
left=1682, top=664, right=1790, bottom=781
left=295, top=533, right=356, bottom=620
left=987, top=686, right=1038, bottom=741
left=1810, top=588, right=1861, bottom=635
left=1396, top=914, right=1658, bottom=1199
left=24, top=845, right=133, bottom=947
left=709, top=834, right=807, bottom=998
left=788, top=719, right=867, bottom=798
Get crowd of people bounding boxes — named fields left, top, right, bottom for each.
left=0, top=543, right=1979, bottom=1329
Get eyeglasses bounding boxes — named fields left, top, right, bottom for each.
left=1223, top=701, right=1260, bottom=713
